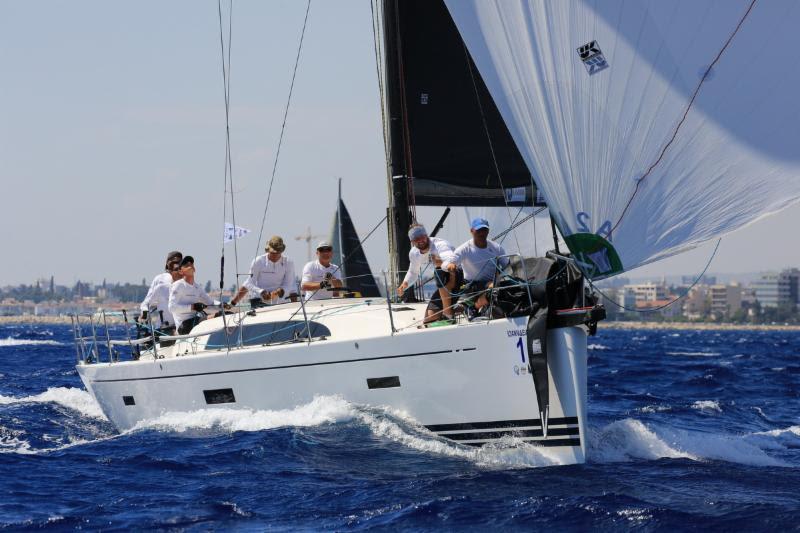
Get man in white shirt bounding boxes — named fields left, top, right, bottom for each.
left=444, top=217, right=509, bottom=314
left=396, top=224, right=460, bottom=323
left=301, top=241, right=343, bottom=301
left=168, top=256, right=229, bottom=334
left=231, top=236, right=296, bottom=309
left=140, top=250, right=182, bottom=328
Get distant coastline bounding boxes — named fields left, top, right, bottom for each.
left=602, top=320, right=800, bottom=332
left=1, top=315, right=799, bottom=331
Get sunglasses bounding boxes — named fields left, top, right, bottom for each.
left=318, top=247, right=333, bottom=253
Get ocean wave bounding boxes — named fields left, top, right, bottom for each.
left=590, top=418, right=789, bottom=467
left=666, top=351, right=721, bottom=357
left=0, top=337, right=64, bottom=347
left=691, top=400, right=722, bottom=413
left=587, top=344, right=609, bottom=350
left=0, top=387, right=106, bottom=420
left=132, top=396, right=356, bottom=433
left=637, top=404, right=672, bottom=414
left=133, top=396, right=566, bottom=468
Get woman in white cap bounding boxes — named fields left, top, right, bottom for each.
left=300, top=241, right=343, bottom=300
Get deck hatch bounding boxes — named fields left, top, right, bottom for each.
left=122, top=395, right=135, bottom=406
left=367, top=376, right=401, bottom=389
left=203, top=388, right=236, bottom=404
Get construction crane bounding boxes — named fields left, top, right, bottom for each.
left=295, top=226, right=325, bottom=262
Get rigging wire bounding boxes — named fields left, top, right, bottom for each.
left=610, top=0, right=758, bottom=235
left=254, top=0, right=312, bottom=256
left=217, top=0, right=241, bottom=295
left=369, top=0, right=397, bottom=282
left=494, top=206, right=548, bottom=243
left=589, top=238, right=722, bottom=313
left=462, top=42, right=526, bottom=260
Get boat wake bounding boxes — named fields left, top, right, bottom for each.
left=2, top=391, right=797, bottom=468
left=0, top=387, right=107, bottom=420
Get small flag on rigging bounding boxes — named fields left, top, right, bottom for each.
left=223, top=223, right=251, bottom=243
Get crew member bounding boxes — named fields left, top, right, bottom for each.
left=140, top=250, right=182, bottom=328
left=444, top=218, right=509, bottom=315
left=300, top=241, right=343, bottom=301
left=168, top=256, right=229, bottom=334
left=231, top=236, right=296, bottom=308
left=396, top=224, right=459, bottom=323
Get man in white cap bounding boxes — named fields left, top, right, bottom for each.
left=396, top=224, right=460, bottom=323
left=300, top=241, right=343, bottom=301
left=444, top=217, right=509, bottom=314
left=231, top=235, right=297, bottom=309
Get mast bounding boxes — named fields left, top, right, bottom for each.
left=382, top=0, right=412, bottom=288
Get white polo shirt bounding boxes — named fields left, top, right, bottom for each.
left=168, top=279, right=216, bottom=328
left=301, top=260, right=342, bottom=301
left=140, top=272, right=176, bottom=326
left=445, top=239, right=509, bottom=282
left=243, top=254, right=296, bottom=302
left=402, top=237, right=455, bottom=286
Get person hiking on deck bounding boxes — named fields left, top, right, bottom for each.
left=444, top=218, right=509, bottom=316
left=396, top=224, right=460, bottom=324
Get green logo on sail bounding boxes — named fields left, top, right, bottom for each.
left=563, top=233, right=623, bottom=279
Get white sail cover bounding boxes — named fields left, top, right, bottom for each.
left=445, top=0, right=800, bottom=278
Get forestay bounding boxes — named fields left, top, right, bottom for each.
left=445, top=0, right=800, bottom=278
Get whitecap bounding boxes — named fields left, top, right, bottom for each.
left=666, top=351, right=720, bottom=357
left=0, top=337, right=64, bottom=347
left=692, top=400, right=722, bottom=413
left=587, top=344, right=609, bottom=350
left=617, top=508, right=653, bottom=523
left=590, top=418, right=787, bottom=467
left=751, top=425, right=800, bottom=439
left=589, top=418, right=695, bottom=462
left=637, top=405, right=672, bottom=414
left=0, top=387, right=106, bottom=420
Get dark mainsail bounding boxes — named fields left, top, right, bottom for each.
left=381, top=0, right=543, bottom=282
left=331, top=195, right=382, bottom=298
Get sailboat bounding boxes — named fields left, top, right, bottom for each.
left=73, top=0, right=800, bottom=466
left=330, top=180, right=382, bottom=299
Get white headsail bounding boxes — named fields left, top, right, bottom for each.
left=445, top=0, right=800, bottom=278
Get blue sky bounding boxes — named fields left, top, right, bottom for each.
left=1, top=1, right=798, bottom=287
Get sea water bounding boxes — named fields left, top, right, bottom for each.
left=0, top=324, right=798, bottom=529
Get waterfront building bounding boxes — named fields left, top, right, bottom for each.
left=753, top=270, right=797, bottom=308
left=636, top=298, right=682, bottom=319
left=683, top=285, right=709, bottom=320
left=709, top=283, right=742, bottom=319
left=625, top=282, right=667, bottom=302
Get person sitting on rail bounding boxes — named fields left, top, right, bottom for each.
left=168, top=256, right=230, bottom=335
left=230, top=235, right=297, bottom=309
left=300, top=241, right=343, bottom=301
left=444, top=218, right=509, bottom=317
left=396, top=224, right=460, bottom=323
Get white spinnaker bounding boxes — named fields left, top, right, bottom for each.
left=445, top=0, right=800, bottom=278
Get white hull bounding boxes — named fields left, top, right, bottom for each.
left=77, top=299, right=589, bottom=464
